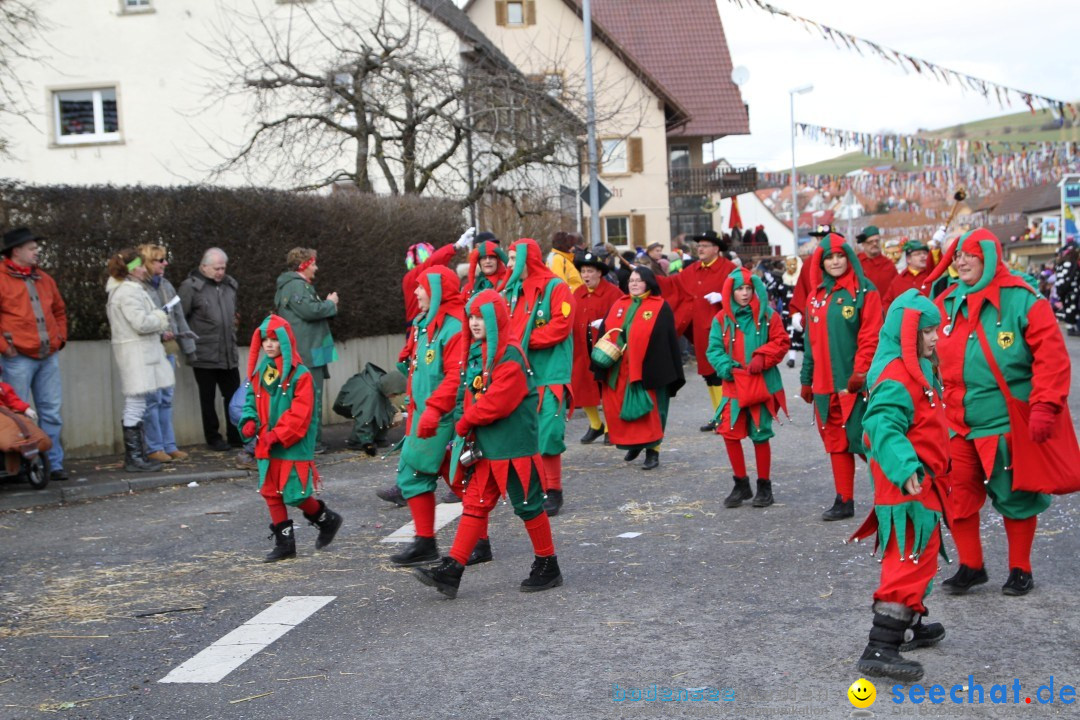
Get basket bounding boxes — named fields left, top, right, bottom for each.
left=590, top=328, right=626, bottom=369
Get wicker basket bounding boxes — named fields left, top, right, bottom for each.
left=590, top=327, right=625, bottom=369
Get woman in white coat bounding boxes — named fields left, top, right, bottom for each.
left=106, top=248, right=175, bottom=472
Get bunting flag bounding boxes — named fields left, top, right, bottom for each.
left=728, top=195, right=743, bottom=229
left=722, top=0, right=1077, bottom=117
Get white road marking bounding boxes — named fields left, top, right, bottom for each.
left=381, top=503, right=463, bottom=543
left=159, top=596, right=335, bottom=684
left=617, top=532, right=642, bottom=538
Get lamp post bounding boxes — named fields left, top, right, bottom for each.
left=789, top=84, right=813, bottom=248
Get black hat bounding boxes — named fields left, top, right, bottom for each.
left=691, top=230, right=722, bottom=246
left=475, top=231, right=498, bottom=245
left=574, top=251, right=609, bottom=273
left=2, top=227, right=44, bottom=253
left=809, top=224, right=840, bottom=239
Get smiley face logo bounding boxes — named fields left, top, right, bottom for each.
left=847, top=678, right=876, bottom=708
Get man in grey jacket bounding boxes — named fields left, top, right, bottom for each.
left=178, top=248, right=241, bottom=451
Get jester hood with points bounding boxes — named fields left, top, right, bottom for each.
left=466, top=241, right=508, bottom=296
left=809, top=233, right=873, bottom=307
left=247, top=314, right=304, bottom=389
left=868, top=289, right=941, bottom=391
left=416, top=265, right=466, bottom=336
left=500, top=237, right=556, bottom=303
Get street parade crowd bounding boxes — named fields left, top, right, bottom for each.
left=1, top=220, right=1078, bottom=684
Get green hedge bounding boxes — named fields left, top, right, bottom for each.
left=0, top=182, right=465, bottom=341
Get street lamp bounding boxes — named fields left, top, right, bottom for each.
left=789, top=84, right=813, bottom=248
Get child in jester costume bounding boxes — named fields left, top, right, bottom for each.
left=799, top=232, right=883, bottom=521
left=388, top=266, right=471, bottom=567
left=413, top=290, right=562, bottom=599
left=501, top=238, right=575, bottom=516
left=707, top=267, right=790, bottom=509
left=929, top=228, right=1073, bottom=596
left=849, top=289, right=950, bottom=682
left=239, top=315, right=343, bottom=562
left=465, top=239, right=508, bottom=298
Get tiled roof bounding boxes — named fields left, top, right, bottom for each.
left=980, top=182, right=1060, bottom=215
left=564, top=0, right=749, bottom=138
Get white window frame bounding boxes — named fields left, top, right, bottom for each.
left=602, top=138, right=627, bottom=174
left=506, top=1, right=525, bottom=26
left=52, top=87, right=121, bottom=146
left=121, top=0, right=153, bottom=13
left=605, top=216, right=629, bottom=245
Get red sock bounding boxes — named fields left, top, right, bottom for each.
left=753, top=441, right=771, bottom=480
left=406, top=492, right=437, bottom=538
left=449, top=513, right=488, bottom=565
left=524, top=513, right=555, bottom=557
left=830, top=452, right=855, bottom=501
left=950, top=513, right=984, bottom=569
left=297, top=496, right=321, bottom=516
left=1003, top=515, right=1037, bottom=573
left=264, top=494, right=288, bottom=525
left=724, top=439, right=747, bottom=477
left=542, top=454, right=562, bottom=491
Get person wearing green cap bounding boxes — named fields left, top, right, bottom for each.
left=856, top=225, right=897, bottom=301
left=883, top=239, right=933, bottom=310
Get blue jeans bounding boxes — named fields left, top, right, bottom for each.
left=2, top=353, right=64, bottom=471
left=143, top=356, right=178, bottom=453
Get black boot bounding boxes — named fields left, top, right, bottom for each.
left=1002, top=567, right=1034, bottom=596
left=543, top=489, right=564, bottom=517
left=264, top=520, right=297, bottom=563
left=375, top=484, right=407, bottom=507
left=751, top=479, right=774, bottom=508
left=699, top=419, right=718, bottom=432
left=821, top=494, right=854, bottom=521
left=302, top=500, right=343, bottom=549
left=624, top=447, right=643, bottom=462
left=942, top=564, right=988, bottom=594
left=580, top=426, right=605, bottom=444
left=466, top=537, right=493, bottom=566
left=414, top=557, right=464, bottom=599
left=642, top=449, right=659, bottom=470
left=391, top=536, right=439, bottom=566
left=723, top=476, right=753, bottom=508
left=520, top=554, right=563, bottom=593
left=900, top=613, right=946, bottom=652
left=123, top=423, right=161, bottom=472
left=856, top=603, right=924, bottom=682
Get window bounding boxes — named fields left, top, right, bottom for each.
left=122, top=0, right=152, bottom=11
left=507, top=1, right=524, bottom=25
left=53, top=88, right=120, bottom=145
left=496, top=0, right=535, bottom=27
left=669, top=144, right=690, bottom=171
left=602, top=139, right=627, bottom=174
left=605, top=216, right=629, bottom=245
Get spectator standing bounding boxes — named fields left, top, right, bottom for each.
left=179, top=248, right=241, bottom=452
left=548, top=231, right=584, bottom=291
left=0, top=228, right=68, bottom=481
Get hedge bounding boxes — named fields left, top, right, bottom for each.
left=0, top=182, right=465, bottom=341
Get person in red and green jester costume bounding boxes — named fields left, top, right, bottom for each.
left=707, top=267, right=790, bottom=509
left=849, top=289, right=950, bottom=682
left=386, top=266, right=469, bottom=567
left=413, top=290, right=562, bottom=599
left=799, top=233, right=883, bottom=521
left=464, top=238, right=508, bottom=299
left=500, top=238, right=575, bottom=516
left=929, top=228, right=1072, bottom=597
left=239, top=315, right=343, bottom=562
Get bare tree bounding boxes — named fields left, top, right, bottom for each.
left=0, top=0, right=47, bottom=155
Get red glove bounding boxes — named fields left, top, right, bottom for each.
left=241, top=420, right=256, bottom=438
left=747, top=355, right=766, bottom=374
left=1028, top=402, right=1057, bottom=444
left=847, top=372, right=867, bottom=394
left=417, top=409, right=441, bottom=439
left=800, top=385, right=814, bottom=404
left=255, top=430, right=279, bottom=460
left=454, top=417, right=473, bottom=438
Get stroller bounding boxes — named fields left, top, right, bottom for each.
left=0, top=407, right=52, bottom=489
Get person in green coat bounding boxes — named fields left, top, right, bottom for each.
left=273, top=247, right=339, bottom=453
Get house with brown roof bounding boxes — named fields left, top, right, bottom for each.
left=465, top=0, right=752, bottom=247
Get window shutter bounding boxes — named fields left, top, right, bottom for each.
left=525, top=0, right=536, bottom=25
left=632, top=214, right=646, bottom=245
left=495, top=0, right=507, bottom=26
left=628, top=137, right=643, bottom=173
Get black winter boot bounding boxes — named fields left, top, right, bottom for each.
left=543, top=489, right=564, bottom=517
left=751, top=479, right=774, bottom=508
left=466, top=537, right=493, bottom=566
left=520, top=554, right=563, bottom=592
left=723, top=476, right=753, bottom=508
left=123, top=423, right=162, bottom=472
left=942, top=564, right=988, bottom=594
left=414, top=557, right=465, bottom=599
left=900, top=613, right=946, bottom=652
left=303, top=500, right=343, bottom=549
left=390, top=536, right=439, bottom=566
left=856, top=603, right=924, bottom=682
left=580, top=426, right=605, bottom=444
left=264, top=520, right=297, bottom=563
left=375, top=484, right=407, bottom=507
left=822, top=494, right=854, bottom=521
left=642, top=449, right=659, bottom=470
left=624, top=447, right=643, bottom=462
left=1002, top=567, right=1034, bottom=596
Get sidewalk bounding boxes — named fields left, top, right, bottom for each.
left=0, top=423, right=397, bottom=512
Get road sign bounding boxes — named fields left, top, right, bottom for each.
left=580, top=181, right=612, bottom=211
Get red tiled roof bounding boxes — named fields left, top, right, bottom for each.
left=565, top=0, right=749, bottom=138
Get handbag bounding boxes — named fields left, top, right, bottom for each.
left=731, top=368, right=772, bottom=407
left=973, top=324, right=1080, bottom=495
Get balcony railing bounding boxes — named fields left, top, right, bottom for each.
left=669, top=165, right=757, bottom=197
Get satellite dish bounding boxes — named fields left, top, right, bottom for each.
left=731, top=66, right=749, bottom=86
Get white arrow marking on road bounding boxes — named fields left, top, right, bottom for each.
left=159, top=595, right=335, bottom=684
left=381, top=502, right=463, bottom=543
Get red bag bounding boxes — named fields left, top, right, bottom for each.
left=974, top=326, right=1080, bottom=495
left=731, top=368, right=772, bottom=407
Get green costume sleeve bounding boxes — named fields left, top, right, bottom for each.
left=800, top=327, right=814, bottom=387
left=705, top=316, right=735, bottom=381
left=863, top=379, right=919, bottom=490
left=282, top=279, right=337, bottom=321
left=239, top=379, right=258, bottom=441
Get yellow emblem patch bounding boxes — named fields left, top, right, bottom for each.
left=472, top=375, right=483, bottom=390
left=997, top=331, right=1015, bottom=349
left=561, top=301, right=572, bottom=318
left=842, top=305, right=855, bottom=320
left=424, top=348, right=436, bottom=364
left=535, top=317, right=547, bottom=328
left=643, top=310, right=654, bottom=320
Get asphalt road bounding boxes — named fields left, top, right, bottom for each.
left=2, top=336, right=1080, bottom=720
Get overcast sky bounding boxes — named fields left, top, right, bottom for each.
left=710, top=0, right=1080, bottom=171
